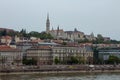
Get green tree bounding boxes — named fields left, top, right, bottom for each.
left=62, top=42, right=67, bottom=45
left=0, top=30, right=7, bottom=36
left=22, top=58, right=37, bottom=65
left=20, top=29, right=27, bottom=37
left=40, top=32, right=53, bottom=39
left=108, top=55, right=120, bottom=64
left=78, top=38, right=91, bottom=43
left=54, top=57, right=60, bottom=64
left=7, top=31, right=17, bottom=37
left=67, top=56, right=79, bottom=64
left=77, top=56, right=85, bottom=64
left=96, top=34, right=104, bottom=43
left=28, top=31, right=39, bottom=38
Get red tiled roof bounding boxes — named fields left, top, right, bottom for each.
left=28, top=46, right=52, bottom=50
left=0, top=46, right=21, bottom=52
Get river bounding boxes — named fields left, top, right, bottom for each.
left=0, top=73, right=120, bottom=80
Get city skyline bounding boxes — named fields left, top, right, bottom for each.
left=0, top=0, right=120, bottom=40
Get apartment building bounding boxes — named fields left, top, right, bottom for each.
left=26, top=46, right=53, bottom=65
left=0, top=46, right=22, bottom=66
left=26, top=45, right=93, bottom=65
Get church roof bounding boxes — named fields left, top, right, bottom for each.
left=65, top=31, right=84, bottom=34
left=65, top=31, right=73, bottom=34
left=50, top=29, right=64, bottom=32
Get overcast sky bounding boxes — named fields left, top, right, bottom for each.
left=0, top=0, right=120, bottom=40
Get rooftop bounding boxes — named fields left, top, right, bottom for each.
left=38, top=42, right=58, bottom=46
left=27, top=46, right=52, bottom=50
left=0, top=46, right=21, bottom=52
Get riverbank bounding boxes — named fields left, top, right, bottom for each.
left=1, top=64, right=120, bottom=76
left=1, top=70, right=120, bottom=76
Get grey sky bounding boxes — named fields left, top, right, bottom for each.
left=0, top=0, right=120, bottom=40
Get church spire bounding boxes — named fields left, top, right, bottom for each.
left=74, top=28, right=78, bottom=32
left=46, top=13, right=50, bottom=33
left=47, top=13, right=49, bottom=21
left=57, top=25, right=60, bottom=36
left=57, top=25, right=59, bottom=31
left=52, top=27, right=54, bottom=31
left=91, top=32, right=94, bottom=37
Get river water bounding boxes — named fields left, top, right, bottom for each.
left=0, top=73, right=120, bottom=80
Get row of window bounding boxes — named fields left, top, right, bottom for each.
left=53, top=49, right=88, bottom=53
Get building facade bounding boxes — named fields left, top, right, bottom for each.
left=98, top=48, right=120, bottom=61
left=52, top=46, right=93, bottom=64
left=26, top=45, right=93, bottom=65
left=0, top=46, right=22, bottom=66
left=26, top=46, right=53, bottom=65
left=65, top=28, right=85, bottom=41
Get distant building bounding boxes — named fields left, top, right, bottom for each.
left=98, top=48, right=120, bottom=61
left=26, top=46, right=53, bottom=65
left=85, top=32, right=96, bottom=41
left=0, top=46, right=22, bottom=66
left=9, top=40, right=16, bottom=48
left=0, top=36, right=12, bottom=45
left=52, top=46, right=93, bottom=64
left=38, top=42, right=59, bottom=46
left=93, top=44, right=119, bottom=48
left=0, top=28, right=15, bottom=33
left=65, top=28, right=85, bottom=41
left=103, top=37, right=111, bottom=42
left=49, top=26, right=66, bottom=39
left=26, top=45, right=93, bottom=65
left=16, top=41, right=38, bottom=51
left=45, top=14, right=96, bottom=41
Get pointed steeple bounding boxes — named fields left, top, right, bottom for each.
left=57, top=25, right=59, bottom=31
left=52, top=27, right=54, bottom=31
left=91, top=32, right=94, bottom=37
left=47, top=13, right=49, bottom=21
left=56, top=25, right=60, bottom=36
left=46, top=13, right=50, bottom=33
left=74, top=28, right=77, bottom=32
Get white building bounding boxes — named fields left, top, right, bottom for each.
left=0, top=46, right=23, bottom=66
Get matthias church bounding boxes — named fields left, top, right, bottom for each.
left=46, top=14, right=96, bottom=41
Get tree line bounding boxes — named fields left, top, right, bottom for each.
left=0, top=29, right=53, bottom=40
